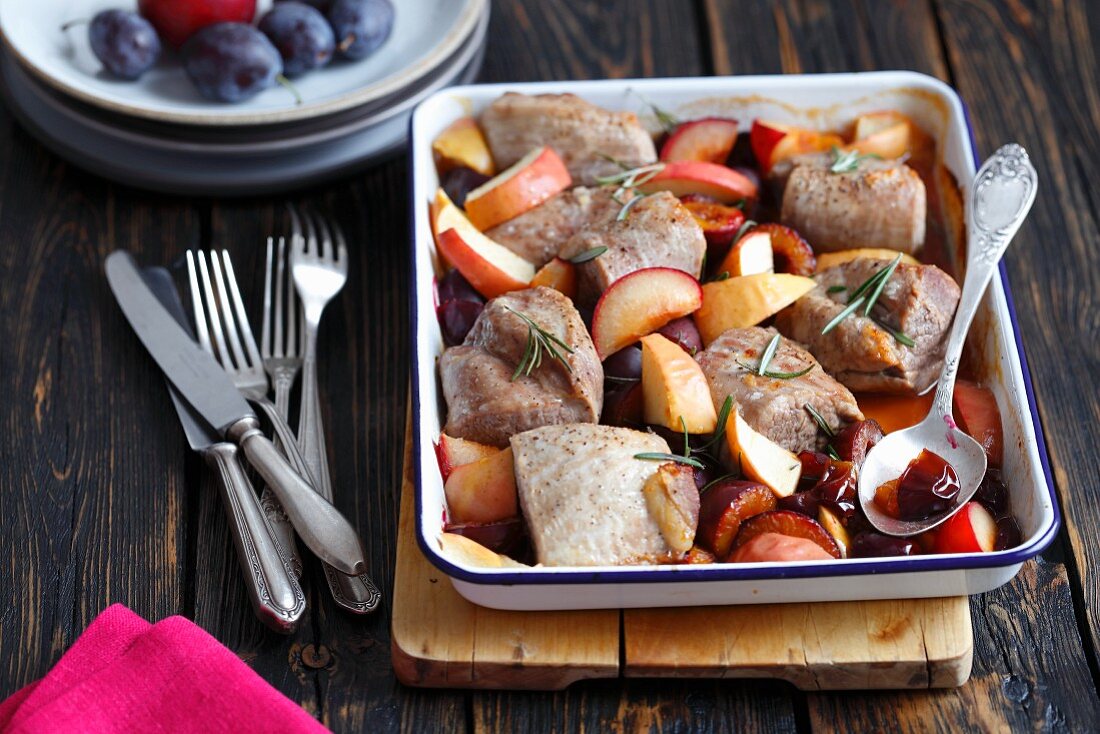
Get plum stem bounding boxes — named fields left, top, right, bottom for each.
left=60, top=18, right=90, bottom=32
left=276, top=74, right=302, bottom=106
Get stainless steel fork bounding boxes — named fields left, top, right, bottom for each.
left=289, top=205, right=381, bottom=614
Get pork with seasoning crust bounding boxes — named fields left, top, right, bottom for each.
left=556, top=191, right=706, bottom=306
left=778, top=153, right=926, bottom=254
left=440, top=287, right=603, bottom=447
left=485, top=185, right=623, bottom=267
left=479, top=92, right=657, bottom=186
left=696, top=326, right=864, bottom=453
left=510, top=423, right=683, bottom=566
left=774, top=258, right=961, bottom=394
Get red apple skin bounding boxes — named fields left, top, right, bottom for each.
left=660, top=118, right=740, bottom=164
left=953, top=381, right=1004, bottom=468
left=639, top=161, right=758, bottom=203
left=139, top=0, right=256, bottom=48
left=590, top=267, right=703, bottom=360
left=750, top=121, right=787, bottom=174
left=934, top=502, right=997, bottom=554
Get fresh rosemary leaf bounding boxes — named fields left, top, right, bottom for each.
left=825, top=445, right=842, bottom=461
left=829, top=145, right=880, bottom=174
left=629, top=89, right=679, bottom=132
left=696, top=395, right=734, bottom=453
left=605, top=374, right=640, bottom=384
left=757, top=333, right=781, bottom=376
left=804, top=403, right=835, bottom=438
left=504, top=306, right=574, bottom=380
left=735, top=359, right=814, bottom=380
left=872, top=317, right=916, bottom=347
left=820, top=295, right=866, bottom=335
left=617, top=194, right=647, bottom=221
left=568, top=246, right=607, bottom=264
left=713, top=271, right=730, bottom=282
left=733, top=219, right=757, bottom=245
left=597, top=153, right=630, bottom=170
left=700, top=473, right=736, bottom=495
left=846, top=261, right=893, bottom=302
left=595, top=163, right=664, bottom=186
left=862, top=253, right=903, bottom=315
left=634, top=452, right=705, bottom=469
left=679, top=416, right=691, bottom=459
left=827, top=285, right=847, bottom=294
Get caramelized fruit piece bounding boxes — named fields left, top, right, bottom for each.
left=685, top=546, right=716, bottom=564
left=443, top=517, right=525, bottom=556
left=732, top=510, right=842, bottom=559
left=953, top=380, right=1004, bottom=468
left=975, top=468, right=1009, bottom=518
left=797, top=450, right=831, bottom=486
left=656, top=316, right=704, bottom=355
left=696, top=480, right=777, bottom=559
left=833, top=419, right=884, bottom=466
left=895, top=449, right=961, bottom=520
left=436, top=268, right=484, bottom=304
left=603, top=345, right=642, bottom=380
left=777, top=490, right=819, bottom=518
left=438, top=299, right=482, bottom=345
left=995, top=516, right=1022, bottom=551
left=729, top=532, right=834, bottom=562
left=934, top=501, right=997, bottom=553
left=817, top=506, right=850, bottom=558
left=642, top=463, right=701, bottom=554
left=849, top=532, right=918, bottom=558
left=814, top=460, right=858, bottom=518
left=441, top=166, right=491, bottom=208
left=602, top=381, right=644, bottom=428
left=681, top=198, right=746, bottom=253
left=750, top=223, right=816, bottom=276
left=874, top=479, right=900, bottom=519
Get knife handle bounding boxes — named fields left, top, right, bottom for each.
left=202, top=443, right=306, bottom=634
left=229, top=416, right=367, bottom=576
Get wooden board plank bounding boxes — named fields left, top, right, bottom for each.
left=392, top=412, right=621, bottom=690
left=624, top=596, right=971, bottom=690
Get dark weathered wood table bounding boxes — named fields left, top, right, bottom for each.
left=3, top=1, right=1099, bottom=730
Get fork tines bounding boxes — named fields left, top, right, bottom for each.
left=185, top=250, right=266, bottom=387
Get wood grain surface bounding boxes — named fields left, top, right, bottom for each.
left=1, top=0, right=1099, bottom=731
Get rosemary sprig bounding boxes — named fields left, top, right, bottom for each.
left=597, top=153, right=630, bottom=170
left=804, top=403, right=835, bottom=438
left=731, top=333, right=813, bottom=379
left=700, top=473, right=736, bottom=495
left=825, top=445, right=842, bottom=461
left=757, top=333, right=781, bottom=376
left=617, top=193, right=649, bottom=221
left=712, top=271, right=730, bottom=282
left=629, top=89, right=679, bottom=132
left=604, top=374, right=640, bottom=384
left=829, top=145, right=881, bottom=174
left=595, top=162, right=665, bottom=187
left=827, top=285, right=847, bottom=294
left=732, top=219, right=757, bottom=245
left=820, top=295, right=866, bottom=335
left=696, top=395, right=734, bottom=453
left=735, top=359, right=814, bottom=379
left=634, top=452, right=705, bottom=469
left=872, top=317, right=916, bottom=347
left=862, top=254, right=903, bottom=315
left=568, top=246, right=607, bottom=264
left=504, top=306, right=574, bottom=380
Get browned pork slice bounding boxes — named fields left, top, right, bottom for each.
left=774, top=258, right=961, bottom=394
left=441, top=287, right=603, bottom=447
left=485, top=185, right=622, bottom=267
left=696, top=326, right=863, bottom=453
left=779, top=153, right=926, bottom=254
left=511, top=423, right=684, bottom=566
left=479, top=92, right=657, bottom=185
left=556, top=191, right=706, bottom=306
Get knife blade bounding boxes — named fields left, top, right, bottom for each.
left=142, top=266, right=306, bottom=633
left=106, top=250, right=366, bottom=576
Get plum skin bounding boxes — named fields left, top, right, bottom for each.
left=182, top=23, right=283, bottom=103
left=259, top=1, right=335, bottom=77
left=328, top=0, right=395, bottom=60
left=86, top=10, right=161, bottom=81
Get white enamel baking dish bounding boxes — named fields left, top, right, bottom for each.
left=408, top=72, right=1059, bottom=610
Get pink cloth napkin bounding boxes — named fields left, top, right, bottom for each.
left=0, top=604, right=328, bottom=734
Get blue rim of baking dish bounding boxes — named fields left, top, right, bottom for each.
left=408, top=72, right=1061, bottom=586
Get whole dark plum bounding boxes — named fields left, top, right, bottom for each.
left=182, top=23, right=283, bottom=103
left=278, top=0, right=332, bottom=10
left=259, top=2, right=335, bottom=77
left=82, top=10, right=161, bottom=80
left=328, top=0, right=395, bottom=60
left=440, top=167, right=491, bottom=209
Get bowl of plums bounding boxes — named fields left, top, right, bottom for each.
left=408, top=72, right=1059, bottom=611
left=0, top=0, right=485, bottom=125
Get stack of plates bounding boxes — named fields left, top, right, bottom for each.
left=0, top=0, right=488, bottom=195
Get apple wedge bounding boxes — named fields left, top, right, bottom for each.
left=815, top=248, right=921, bottom=272
left=637, top=161, right=758, bottom=203
left=444, top=446, right=518, bottom=524
left=695, top=273, right=816, bottom=345
left=436, top=433, right=500, bottom=482
left=847, top=121, right=910, bottom=160
left=659, top=117, right=739, bottom=164
left=641, top=462, right=701, bottom=554
left=432, top=117, right=496, bottom=176
left=751, top=120, right=844, bottom=174
left=438, top=533, right=527, bottom=568
left=464, top=146, right=572, bottom=231
left=953, top=380, right=1004, bottom=468
left=725, top=410, right=801, bottom=498
left=640, top=333, right=718, bottom=433
left=591, top=267, right=703, bottom=359
left=715, top=230, right=774, bottom=278
left=530, top=257, right=577, bottom=300
left=933, top=501, right=997, bottom=554
left=431, top=189, right=536, bottom=299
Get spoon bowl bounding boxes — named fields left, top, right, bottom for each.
left=857, top=143, right=1037, bottom=537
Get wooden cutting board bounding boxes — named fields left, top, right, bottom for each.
left=391, top=418, right=973, bottom=691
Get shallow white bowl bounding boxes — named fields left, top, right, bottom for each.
left=0, top=0, right=484, bottom=126
left=409, top=73, right=1060, bottom=611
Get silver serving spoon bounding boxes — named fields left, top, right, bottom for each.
left=857, top=143, right=1038, bottom=537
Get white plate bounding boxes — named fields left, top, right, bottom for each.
left=0, top=0, right=485, bottom=126
left=0, top=31, right=484, bottom=194
left=409, top=74, right=1060, bottom=610
left=10, top=7, right=488, bottom=158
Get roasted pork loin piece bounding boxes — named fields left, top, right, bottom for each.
left=696, top=326, right=863, bottom=453
left=556, top=191, right=706, bottom=305
left=485, top=185, right=622, bottom=267
left=511, top=424, right=689, bottom=566
left=778, top=153, right=926, bottom=254
left=479, top=92, right=657, bottom=186
left=774, top=258, right=961, bottom=394
left=441, top=287, right=603, bottom=447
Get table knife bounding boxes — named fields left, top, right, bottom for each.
left=105, top=250, right=366, bottom=576
left=143, top=266, right=306, bottom=634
